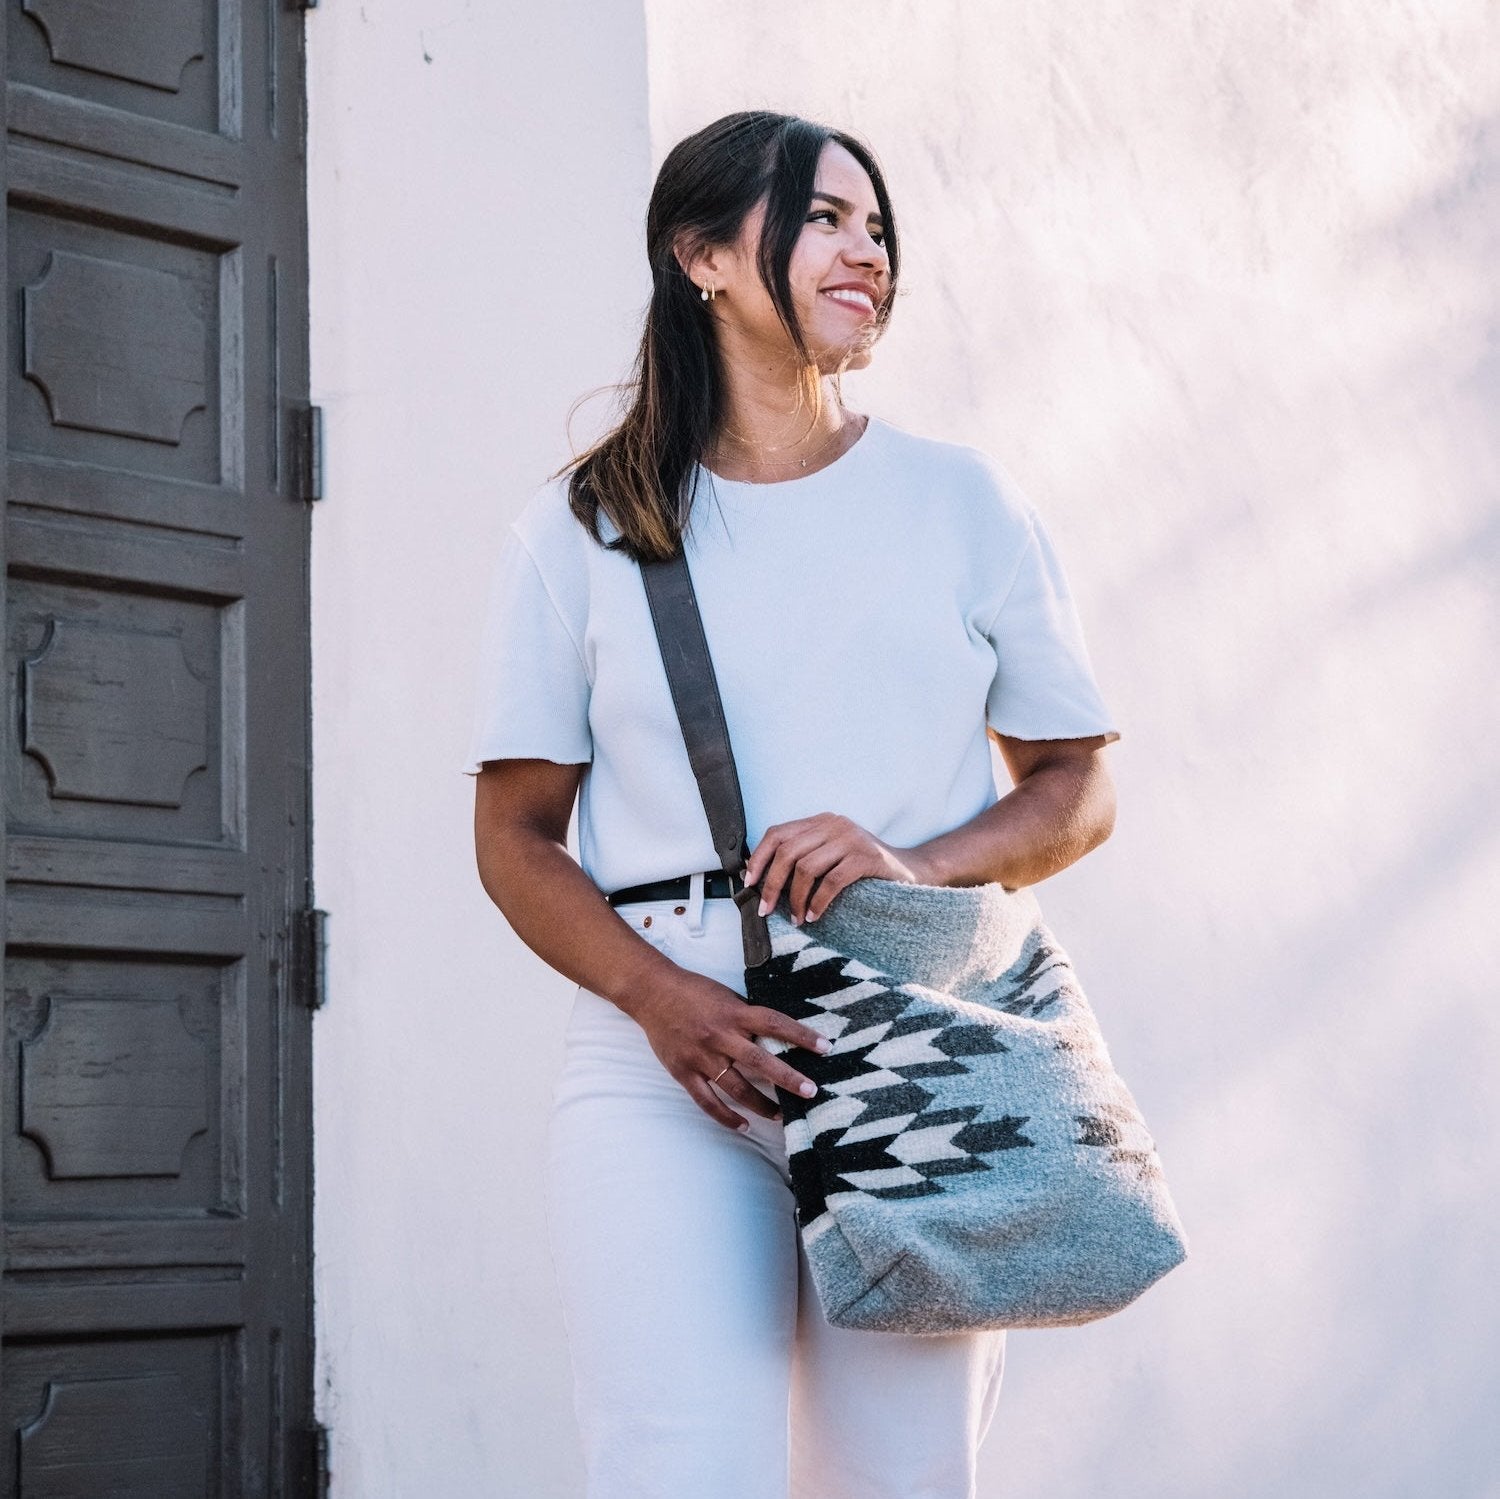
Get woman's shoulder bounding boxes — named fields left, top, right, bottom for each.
left=511, top=466, right=645, bottom=559
left=871, top=415, right=1038, bottom=534
left=508, top=470, right=588, bottom=556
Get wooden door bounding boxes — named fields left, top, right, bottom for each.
left=0, top=2, right=318, bottom=1493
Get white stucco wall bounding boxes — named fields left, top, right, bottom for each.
left=305, top=5, right=650, bottom=1495
left=647, top=3, right=1500, bottom=1495
left=310, top=2, right=1499, bottom=1494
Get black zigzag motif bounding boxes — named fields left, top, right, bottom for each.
left=1075, top=1113, right=1123, bottom=1148
left=745, top=946, right=867, bottom=1019
left=996, top=940, right=1072, bottom=1017
left=835, top=1080, right=934, bottom=1127
left=837, top=990, right=914, bottom=1033
left=932, top=1022, right=1011, bottom=1057
left=953, top=1113, right=1035, bottom=1153
left=749, top=930, right=1041, bottom=1228
left=1075, top=1098, right=1148, bottom=1148
left=1110, top=1149, right=1164, bottom=1181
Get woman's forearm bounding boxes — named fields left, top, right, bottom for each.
left=907, top=754, right=1116, bottom=891
left=477, top=827, right=676, bottom=1018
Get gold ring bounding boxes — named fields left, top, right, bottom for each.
left=710, top=1063, right=732, bottom=1085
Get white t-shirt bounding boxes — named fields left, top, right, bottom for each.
left=461, top=413, right=1121, bottom=896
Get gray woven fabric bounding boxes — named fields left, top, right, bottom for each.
left=748, top=876, right=1188, bottom=1334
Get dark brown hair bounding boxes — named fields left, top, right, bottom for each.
left=551, top=111, right=900, bottom=563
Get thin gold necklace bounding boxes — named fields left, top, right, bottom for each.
left=711, top=410, right=856, bottom=474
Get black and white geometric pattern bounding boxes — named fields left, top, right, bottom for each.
left=746, top=917, right=1159, bottom=1234
left=750, top=949, right=1014, bottom=1229
left=739, top=885, right=1187, bottom=1332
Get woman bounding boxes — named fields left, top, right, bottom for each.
left=465, top=111, right=1121, bottom=1499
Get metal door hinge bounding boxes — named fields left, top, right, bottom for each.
left=292, top=404, right=323, bottom=501
left=295, top=907, right=329, bottom=1009
left=296, top=1421, right=331, bottom=1497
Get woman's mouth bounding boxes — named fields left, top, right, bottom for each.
left=820, top=288, right=877, bottom=320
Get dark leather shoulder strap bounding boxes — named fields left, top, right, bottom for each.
left=639, top=551, right=772, bottom=968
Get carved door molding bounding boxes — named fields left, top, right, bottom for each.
left=1, top=3, right=316, bottom=1493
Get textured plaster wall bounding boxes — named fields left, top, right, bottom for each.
left=307, top=1, right=1498, bottom=1494
left=644, top=3, right=1500, bottom=1495
left=305, top=4, right=651, bottom=1495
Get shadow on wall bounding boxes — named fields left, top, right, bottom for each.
left=986, top=105, right=1500, bottom=1499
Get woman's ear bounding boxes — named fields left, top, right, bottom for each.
left=671, top=230, right=703, bottom=285
left=672, top=231, right=725, bottom=293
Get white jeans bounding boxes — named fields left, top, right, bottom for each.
left=544, top=874, right=1008, bottom=1499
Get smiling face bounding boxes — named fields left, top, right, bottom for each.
left=683, top=139, right=892, bottom=375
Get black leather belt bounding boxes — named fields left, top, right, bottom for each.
left=606, top=870, right=743, bottom=906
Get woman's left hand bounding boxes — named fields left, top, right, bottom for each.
left=743, top=813, right=935, bottom=925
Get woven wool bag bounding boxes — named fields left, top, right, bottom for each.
left=748, top=875, right=1187, bottom=1332
left=638, top=550, right=1188, bottom=1334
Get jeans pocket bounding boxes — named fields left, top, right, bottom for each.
left=616, top=900, right=681, bottom=963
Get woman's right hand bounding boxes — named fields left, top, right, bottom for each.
left=626, top=964, right=832, bottom=1133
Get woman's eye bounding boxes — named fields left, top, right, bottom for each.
left=808, top=209, right=885, bottom=246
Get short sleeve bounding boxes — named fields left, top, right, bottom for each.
left=460, top=526, right=592, bottom=774
left=983, top=509, right=1122, bottom=743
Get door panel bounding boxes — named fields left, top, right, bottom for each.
left=1, top=1, right=314, bottom=1493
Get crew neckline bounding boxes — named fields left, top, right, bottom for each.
left=695, top=412, right=885, bottom=491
